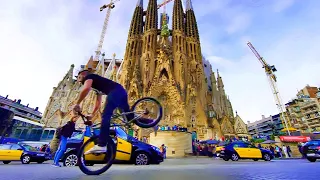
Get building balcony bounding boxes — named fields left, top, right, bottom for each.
left=301, top=101, right=318, bottom=109
left=303, top=109, right=318, bottom=115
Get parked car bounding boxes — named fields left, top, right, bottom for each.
left=60, top=127, right=163, bottom=167
left=301, top=139, right=320, bottom=162
left=220, top=141, right=274, bottom=161
left=0, top=143, right=50, bottom=164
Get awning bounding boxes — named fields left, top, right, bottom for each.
left=281, top=127, right=297, bottom=132
left=279, top=136, right=311, bottom=143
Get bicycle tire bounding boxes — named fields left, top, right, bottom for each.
left=131, top=97, right=163, bottom=128
left=77, top=136, right=116, bottom=175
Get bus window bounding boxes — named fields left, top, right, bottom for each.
left=47, top=130, right=55, bottom=139
left=41, top=130, right=49, bottom=139
left=13, top=129, right=22, bottom=138
left=20, top=129, right=29, bottom=140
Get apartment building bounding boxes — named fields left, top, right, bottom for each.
left=248, top=114, right=284, bottom=138
left=286, top=85, right=320, bottom=132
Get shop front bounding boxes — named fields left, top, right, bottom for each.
left=277, top=136, right=311, bottom=157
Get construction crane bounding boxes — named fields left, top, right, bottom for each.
left=94, top=0, right=120, bottom=61
left=247, top=41, right=291, bottom=136
left=157, top=0, right=174, bottom=10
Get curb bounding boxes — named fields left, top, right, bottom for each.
left=273, top=158, right=303, bottom=160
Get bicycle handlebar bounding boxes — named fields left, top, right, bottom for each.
left=77, top=112, right=100, bottom=128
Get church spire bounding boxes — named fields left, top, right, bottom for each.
left=217, top=69, right=224, bottom=89
left=172, top=0, right=185, bottom=31
left=185, top=0, right=194, bottom=10
left=128, top=0, right=144, bottom=38
left=185, top=0, right=199, bottom=40
left=119, top=0, right=144, bottom=89
left=144, top=0, right=158, bottom=31
left=136, top=0, right=143, bottom=7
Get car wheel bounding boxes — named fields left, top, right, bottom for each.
left=37, top=161, right=44, bottom=164
left=223, top=157, right=229, bottom=161
left=63, top=153, right=78, bottom=167
left=231, top=153, right=239, bottom=161
left=21, top=155, right=31, bottom=164
left=135, top=152, right=150, bottom=165
left=263, top=154, right=271, bottom=161
left=307, top=157, right=317, bottom=162
left=3, top=161, right=11, bottom=164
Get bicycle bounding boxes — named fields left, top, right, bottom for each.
left=77, top=97, right=163, bottom=175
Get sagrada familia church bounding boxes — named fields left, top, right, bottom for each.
left=41, top=0, right=249, bottom=153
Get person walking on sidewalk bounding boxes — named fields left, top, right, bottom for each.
left=52, top=111, right=78, bottom=167
left=282, top=145, right=289, bottom=158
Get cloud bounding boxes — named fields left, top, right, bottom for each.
left=273, top=0, right=295, bottom=12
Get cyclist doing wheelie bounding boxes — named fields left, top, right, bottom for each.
left=74, top=67, right=151, bottom=155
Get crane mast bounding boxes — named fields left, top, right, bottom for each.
left=247, top=41, right=291, bottom=135
left=95, top=0, right=119, bottom=61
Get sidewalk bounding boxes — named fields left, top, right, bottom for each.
left=273, top=157, right=303, bottom=160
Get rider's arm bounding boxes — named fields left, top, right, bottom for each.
left=76, top=79, right=93, bottom=105
left=92, top=93, right=102, bottom=116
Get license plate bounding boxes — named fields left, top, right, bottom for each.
left=307, top=153, right=315, bottom=156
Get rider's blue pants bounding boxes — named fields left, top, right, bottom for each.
left=98, top=85, right=132, bottom=147
left=53, top=135, right=67, bottom=165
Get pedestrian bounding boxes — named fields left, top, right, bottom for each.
left=52, top=111, right=79, bottom=167
left=160, top=144, right=167, bottom=159
left=287, top=145, right=292, bottom=157
left=208, top=145, right=213, bottom=158
left=282, top=145, right=288, bottom=158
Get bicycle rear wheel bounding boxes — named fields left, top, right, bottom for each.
left=78, top=136, right=116, bottom=175
left=131, top=97, right=163, bottom=128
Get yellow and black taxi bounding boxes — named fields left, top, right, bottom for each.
left=215, top=142, right=227, bottom=157
left=60, top=126, right=163, bottom=167
left=220, top=141, right=274, bottom=161
left=0, top=143, right=50, bottom=164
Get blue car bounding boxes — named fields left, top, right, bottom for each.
left=302, top=139, right=320, bottom=162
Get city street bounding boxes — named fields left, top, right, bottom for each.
left=0, top=158, right=319, bottom=180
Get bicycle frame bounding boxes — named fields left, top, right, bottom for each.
left=79, top=108, right=147, bottom=129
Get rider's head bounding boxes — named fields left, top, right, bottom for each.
left=76, top=68, right=91, bottom=84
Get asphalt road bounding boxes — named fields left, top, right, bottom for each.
left=0, top=158, right=319, bottom=180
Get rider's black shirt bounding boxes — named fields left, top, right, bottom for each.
left=83, top=74, right=120, bottom=95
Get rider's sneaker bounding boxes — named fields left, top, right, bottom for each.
left=52, top=163, right=61, bottom=167
left=84, top=145, right=107, bottom=155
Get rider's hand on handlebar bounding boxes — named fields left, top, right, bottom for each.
left=86, top=114, right=93, bottom=121
left=84, top=120, right=93, bottom=126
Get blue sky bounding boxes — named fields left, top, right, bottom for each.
left=1, top=0, right=319, bottom=123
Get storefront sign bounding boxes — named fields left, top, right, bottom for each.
left=279, top=136, right=311, bottom=142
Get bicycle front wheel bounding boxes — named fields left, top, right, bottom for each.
left=77, top=136, right=116, bottom=175
left=131, top=97, right=163, bottom=128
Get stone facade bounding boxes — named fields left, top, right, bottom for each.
left=41, top=0, right=249, bottom=141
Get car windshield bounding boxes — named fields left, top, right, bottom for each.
left=115, top=127, right=128, bottom=141
left=305, top=141, right=320, bottom=146
left=21, top=144, right=36, bottom=151
left=69, top=132, right=84, bottom=140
